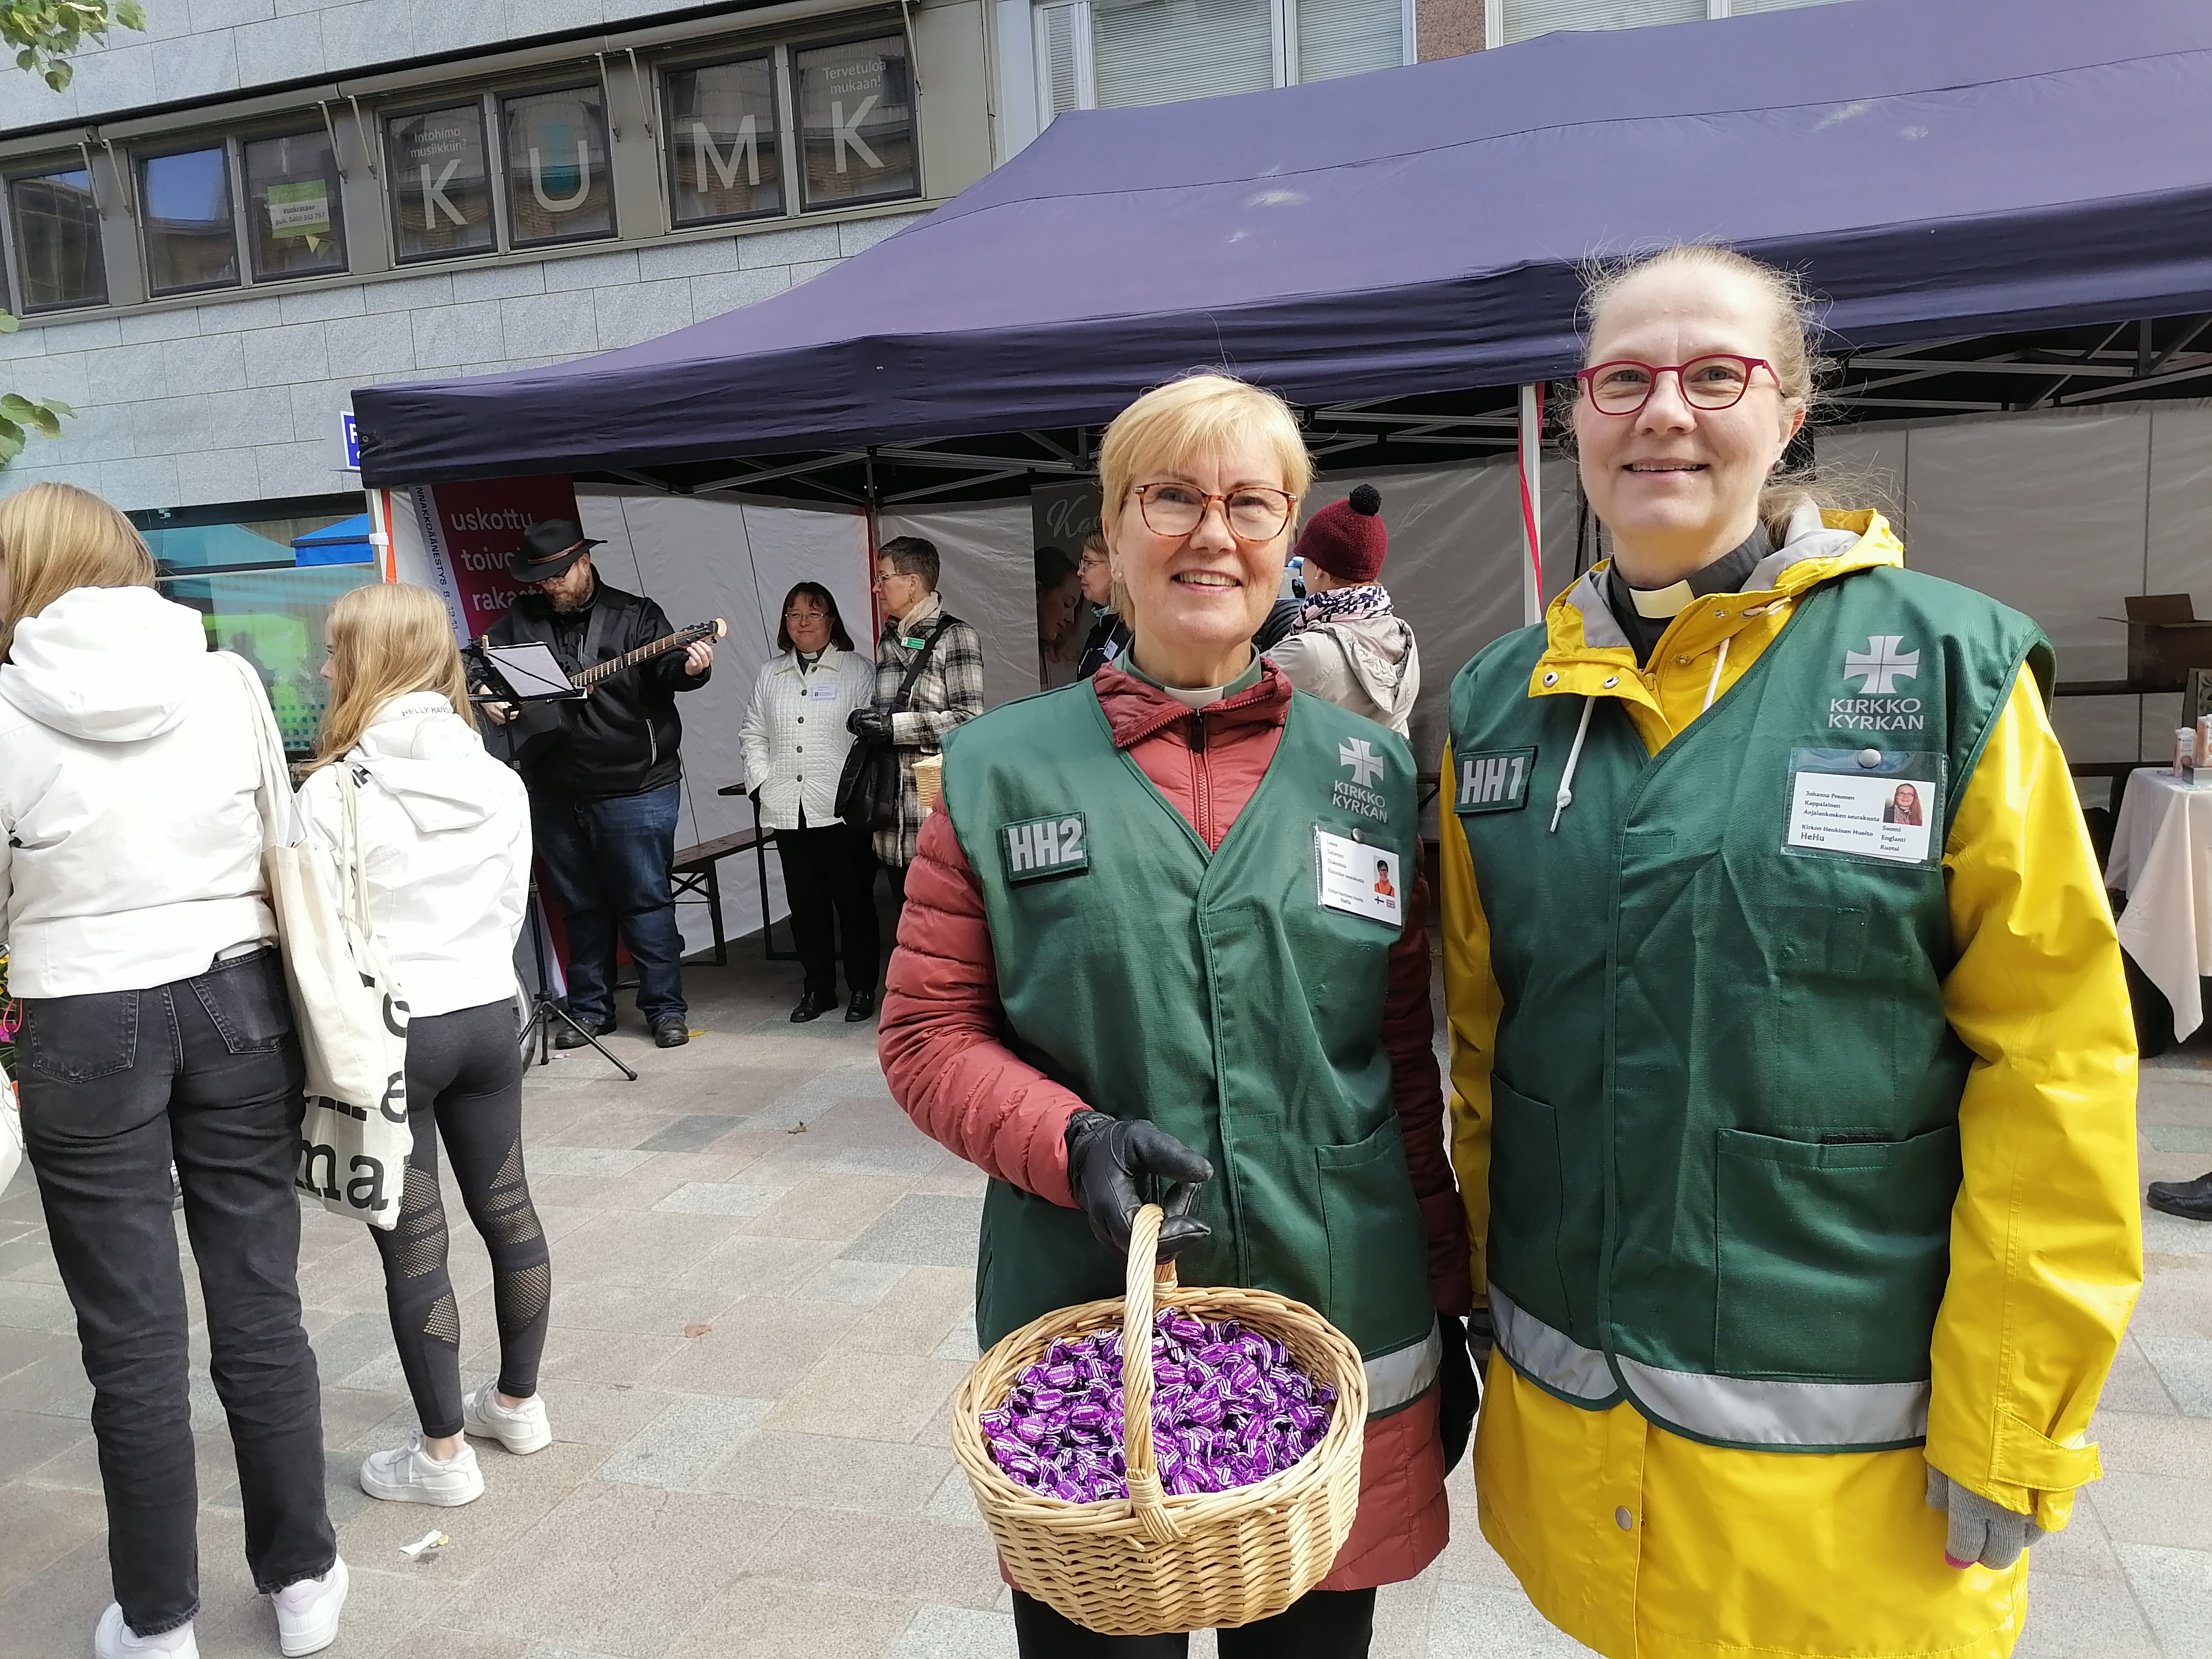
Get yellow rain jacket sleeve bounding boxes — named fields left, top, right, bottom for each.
left=1926, top=674, right=2142, bottom=1530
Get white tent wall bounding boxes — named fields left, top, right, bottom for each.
left=1822, top=398, right=2212, bottom=805
left=576, top=487, right=874, bottom=956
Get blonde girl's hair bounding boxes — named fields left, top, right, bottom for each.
left=1096, top=372, right=1313, bottom=625
left=306, top=582, right=475, bottom=775
left=1571, top=244, right=1890, bottom=530
left=0, top=482, right=158, bottom=659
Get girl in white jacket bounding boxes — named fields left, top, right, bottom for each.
left=1, top=484, right=345, bottom=1659
left=297, top=582, right=547, bottom=1509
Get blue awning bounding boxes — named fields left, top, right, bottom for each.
left=354, top=0, right=2212, bottom=487
left=291, top=513, right=375, bottom=565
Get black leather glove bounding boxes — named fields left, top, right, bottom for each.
left=847, top=706, right=894, bottom=743
left=1437, top=1311, right=1478, bottom=1475
left=1064, top=1111, right=1213, bottom=1261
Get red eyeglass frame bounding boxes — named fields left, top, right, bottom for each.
left=1575, top=354, right=1777, bottom=415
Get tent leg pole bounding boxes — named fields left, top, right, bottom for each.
left=1518, top=382, right=1545, bottom=628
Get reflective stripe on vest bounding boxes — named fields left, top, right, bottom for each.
left=1367, top=1322, right=1443, bottom=1415
left=1491, top=1283, right=1930, bottom=1448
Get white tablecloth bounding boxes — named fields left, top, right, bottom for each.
left=2106, top=767, right=2212, bottom=1039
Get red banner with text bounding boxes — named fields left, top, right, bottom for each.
left=410, top=474, right=583, bottom=643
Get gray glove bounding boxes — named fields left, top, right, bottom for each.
left=1925, top=1465, right=2044, bottom=1568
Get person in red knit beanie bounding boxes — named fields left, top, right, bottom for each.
left=1268, top=484, right=1421, bottom=737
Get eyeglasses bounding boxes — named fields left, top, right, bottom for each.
left=783, top=609, right=829, bottom=622
left=1575, top=354, right=1776, bottom=416
left=1131, top=482, right=1296, bottom=542
left=872, top=571, right=912, bottom=589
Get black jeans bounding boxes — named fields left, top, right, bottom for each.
left=373, top=1000, right=550, bottom=1439
left=531, top=782, right=686, bottom=1026
left=18, top=950, right=337, bottom=1637
left=776, top=811, right=881, bottom=998
left=1011, top=1589, right=1375, bottom=1657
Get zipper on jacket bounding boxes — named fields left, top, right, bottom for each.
left=1188, top=712, right=1214, bottom=848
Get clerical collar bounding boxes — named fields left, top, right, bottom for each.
left=1123, top=651, right=1264, bottom=709
left=1603, top=528, right=1771, bottom=668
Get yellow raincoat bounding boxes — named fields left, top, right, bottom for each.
left=1441, top=513, right=2141, bottom=1659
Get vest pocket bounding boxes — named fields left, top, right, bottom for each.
left=1713, top=1123, right=1960, bottom=1383
left=1314, top=1118, right=1433, bottom=1361
left=1485, top=1076, right=1578, bottom=1339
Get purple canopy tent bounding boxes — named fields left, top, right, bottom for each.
left=354, top=0, right=2212, bottom=496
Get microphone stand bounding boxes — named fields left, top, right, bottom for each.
left=469, top=642, right=638, bottom=1083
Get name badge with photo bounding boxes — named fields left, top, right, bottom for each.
left=1003, top=813, right=1088, bottom=883
left=1783, top=748, right=1944, bottom=868
left=1315, top=826, right=1402, bottom=926
left=1454, top=747, right=1536, bottom=815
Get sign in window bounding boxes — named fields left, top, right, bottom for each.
left=387, top=103, right=495, bottom=264
left=244, top=129, right=347, bottom=281
left=665, top=56, right=783, bottom=225
left=140, top=147, right=238, bottom=296
left=794, top=36, right=917, bottom=211
left=503, top=87, right=613, bottom=247
left=7, top=166, right=106, bottom=312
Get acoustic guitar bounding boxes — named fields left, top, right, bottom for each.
left=480, top=617, right=728, bottom=766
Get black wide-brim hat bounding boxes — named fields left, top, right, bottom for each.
left=508, top=518, right=605, bottom=583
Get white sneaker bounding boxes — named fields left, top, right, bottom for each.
left=93, top=1605, right=198, bottom=1658
left=359, top=1432, right=485, bottom=1505
left=270, top=1557, right=347, bottom=1658
left=462, top=1380, right=552, bottom=1454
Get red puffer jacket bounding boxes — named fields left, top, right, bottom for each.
left=879, top=660, right=1472, bottom=1591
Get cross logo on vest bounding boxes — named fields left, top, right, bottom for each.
left=1833, top=635, right=1927, bottom=733
left=1843, top=636, right=1920, bottom=693
left=1002, top=813, right=1088, bottom=883
left=1338, top=738, right=1385, bottom=785
left=1333, top=737, right=1390, bottom=821
left=1454, top=747, right=1536, bottom=815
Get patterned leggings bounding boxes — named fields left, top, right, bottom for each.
left=371, top=999, right=550, bottom=1439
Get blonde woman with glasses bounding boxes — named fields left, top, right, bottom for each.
left=0, top=482, right=345, bottom=1659
left=880, top=374, right=1473, bottom=1657
left=298, top=582, right=547, bottom=1509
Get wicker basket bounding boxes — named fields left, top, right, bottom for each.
left=950, top=1204, right=1368, bottom=1636
left=913, top=754, right=944, bottom=814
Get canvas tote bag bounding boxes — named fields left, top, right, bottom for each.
left=220, top=653, right=410, bottom=1229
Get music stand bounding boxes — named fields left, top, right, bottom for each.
left=469, top=643, right=638, bottom=1083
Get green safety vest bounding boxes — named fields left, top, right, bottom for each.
left=1447, top=564, right=2049, bottom=1453
left=941, top=680, right=1439, bottom=1415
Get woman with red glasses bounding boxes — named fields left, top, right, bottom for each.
left=1438, top=245, right=2138, bottom=1659
left=881, top=372, right=1473, bottom=1656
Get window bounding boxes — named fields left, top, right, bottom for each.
left=794, top=36, right=918, bottom=211
left=1094, top=0, right=1273, bottom=107
left=502, top=86, right=614, bottom=248
left=1496, top=0, right=1847, bottom=44
left=386, top=102, right=496, bottom=264
left=243, top=129, right=346, bottom=281
left=7, top=165, right=106, bottom=312
left=140, top=145, right=238, bottom=296
left=1046, top=0, right=1409, bottom=117
left=1297, top=0, right=1404, bottom=82
left=665, top=56, right=784, bottom=225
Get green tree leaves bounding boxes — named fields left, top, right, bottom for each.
left=2, top=0, right=145, bottom=91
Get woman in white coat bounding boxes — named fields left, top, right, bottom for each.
left=1, top=483, right=346, bottom=1659
left=739, top=581, right=880, bottom=1022
left=297, top=582, right=546, bottom=1509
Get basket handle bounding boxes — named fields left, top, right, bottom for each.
left=1121, top=1203, right=1185, bottom=1545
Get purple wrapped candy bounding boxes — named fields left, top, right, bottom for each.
left=985, top=1310, right=1337, bottom=1502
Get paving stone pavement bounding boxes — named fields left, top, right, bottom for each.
left=2, top=951, right=2209, bottom=1658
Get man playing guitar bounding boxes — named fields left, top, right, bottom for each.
left=484, top=520, right=714, bottom=1049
